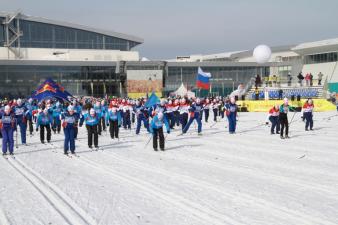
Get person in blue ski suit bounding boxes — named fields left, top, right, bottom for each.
left=72, top=101, right=82, bottom=139
left=182, top=98, right=203, bottom=134
left=149, top=112, right=170, bottom=151
left=13, top=99, right=28, bottom=145
left=52, top=102, right=63, bottom=134
left=0, top=105, right=17, bottom=155
left=94, top=102, right=104, bottom=135
left=61, top=106, right=78, bottom=154
left=25, top=98, right=36, bottom=135
left=134, top=101, right=150, bottom=135
left=80, top=108, right=100, bottom=149
left=36, top=108, right=53, bottom=143
left=225, top=97, right=238, bottom=134
left=106, top=107, right=122, bottom=139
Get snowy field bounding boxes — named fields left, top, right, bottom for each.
left=0, top=111, right=337, bottom=225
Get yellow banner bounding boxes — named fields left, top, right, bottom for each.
left=237, top=99, right=336, bottom=112
left=127, top=92, right=162, bottom=99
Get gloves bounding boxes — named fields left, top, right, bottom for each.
left=106, top=123, right=109, bottom=127
left=265, top=122, right=269, bottom=125
left=36, top=127, right=38, bottom=132
left=62, top=121, right=67, bottom=128
left=167, top=130, right=170, bottom=134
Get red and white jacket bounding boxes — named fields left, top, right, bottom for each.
left=303, top=103, right=314, bottom=113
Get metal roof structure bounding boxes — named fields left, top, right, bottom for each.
left=292, top=38, right=338, bottom=55
left=0, top=11, right=144, bottom=44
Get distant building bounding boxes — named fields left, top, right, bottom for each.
left=1, top=11, right=337, bottom=98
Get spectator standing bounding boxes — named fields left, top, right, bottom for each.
left=318, top=72, right=323, bottom=85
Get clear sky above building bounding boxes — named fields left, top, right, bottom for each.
left=2, top=0, right=338, bottom=60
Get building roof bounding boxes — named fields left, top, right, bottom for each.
left=0, top=11, right=144, bottom=44
left=292, top=38, right=338, bottom=55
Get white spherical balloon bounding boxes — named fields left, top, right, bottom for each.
left=253, top=45, right=271, bottom=64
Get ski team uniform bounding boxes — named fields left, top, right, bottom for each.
left=106, top=109, right=122, bottom=139
left=134, top=104, right=150, bottom=135
left=13, top=104, right=28, bottom=144
left=62, top=112, right=78, bottom=154
left=80, top=112, right=100, bottom=148
left=303, top=102, right=314, bottom=130
left=36, top=112, right=53, bottom=143
left=279, top=104, right=295, bottom=138
left=225, top=102, right=238, bottom=134
left=149, top=114, right=170, bottom=151
left=267, top=107, right=280, bottom=134
left=183, top=102, right=203, bottom=134
left=179, top=102, right=189, bottom=131
left=0, top=111, right=17, bottom=154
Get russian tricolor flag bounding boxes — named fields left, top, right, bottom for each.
left=196, top=67, right=211, bottom=90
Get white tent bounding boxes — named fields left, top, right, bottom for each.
left=174, top=83, right=195, bottom=98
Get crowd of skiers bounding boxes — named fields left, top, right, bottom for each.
left=0, top=94, right=321, bottom=155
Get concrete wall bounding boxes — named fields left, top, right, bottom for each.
left=0, top=47, right=140, bottom=61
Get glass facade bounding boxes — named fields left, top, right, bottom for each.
left=0, top=65, right=126, bottom=98
left=166, top=66, right=269, bottom=96
left=0, top=18, right=141, bottom=50
left=304, top=52, right=338, bottom=64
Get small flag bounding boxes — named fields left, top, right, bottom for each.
left=196, top=67, right=211, bottom=90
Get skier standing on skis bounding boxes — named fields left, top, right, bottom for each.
left=36, top=108, right=53, bottom=144
left=266, top=105, right=280, bottom=134
left=303, top=99, right=314, bottom=131
left=182, top=98, right=203, bottom=135
left=0, top=105, right=16, bottom=156
left=203, top=98, right=211, bottom=123
left=13, top=99, right=28, bottom=145
left=106, top=107, right=122, bottom=139
left=61, top=105, right=78, bottom=155
left=52, top=101, right=63, bottom=134
left=150, top=112, right=170, bottom=151
left=179, top=98, right=189, bottom=132
left=279, top=98, right=296, bottom=139
left=225, top=97, right=238, bottom=134
left=80, top=108, right=100, bottom=149
left=134, top=100, right=150, bottom=135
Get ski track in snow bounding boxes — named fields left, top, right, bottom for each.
left=1, top=111, right=337, bottom=225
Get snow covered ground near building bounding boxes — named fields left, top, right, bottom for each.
left=0, top=112, right=337, bottom=225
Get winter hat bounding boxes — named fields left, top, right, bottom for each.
left=158, top=112, right=164, bottom=120
left=67, top=105, right=74, bottom=112
left=4, top=105, right=10, bottom=113
left=283, top=98, right=289, bottom=104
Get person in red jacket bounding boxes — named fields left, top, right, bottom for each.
left=303, top=99, right=314, bottom=131
left=266, top=105, right=280, bottom=134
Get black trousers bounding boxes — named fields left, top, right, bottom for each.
left=279, top=114, right=289, bottom=137
left=213, top=109, right=218, bottom=121
left=27, top=118, right=33, bottom=134
left=86, top=124, right=98, bottom=147
left=101, top=117, right=106, bottom=131
left=153, top=127, right=164, bottom=150
left=204, top=109, right=209, bottom=122
left=109, top=120, right=119, bottom=139
left=40, top=124, right=51, bottom=142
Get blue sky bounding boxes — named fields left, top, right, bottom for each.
left=2, top=0, right=338, bottom=59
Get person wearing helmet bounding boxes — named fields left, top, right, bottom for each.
left=36, top=108, right=53, bottom=144
left=266, top=104, right=280, bottom=134
left=149, top=112, right=170, bottom=151
left=0, top=105, right=17, bottom=155
left=80, top=108, right=100, bottom=149
left=13, top=99, right=29, bottom=145
left=106, top=107, right=122, bottom=139
left=61, top=105, right=78, bottom=155
left=182, top=98, right=203, bottom=135
left=225, top=97, right=238, bottom=134
left=279, top=98, right=296, bottom=139
left=303, top=98, right=314, bottom=131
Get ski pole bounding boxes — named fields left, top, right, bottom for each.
left=289, top=111, right=297, bottom=126
left=16, top=130, right=18, bottom=149
left=144, top=134, right=153, bottom=148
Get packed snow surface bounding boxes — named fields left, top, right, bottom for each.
left=0, top=112, right=337, bottom=225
